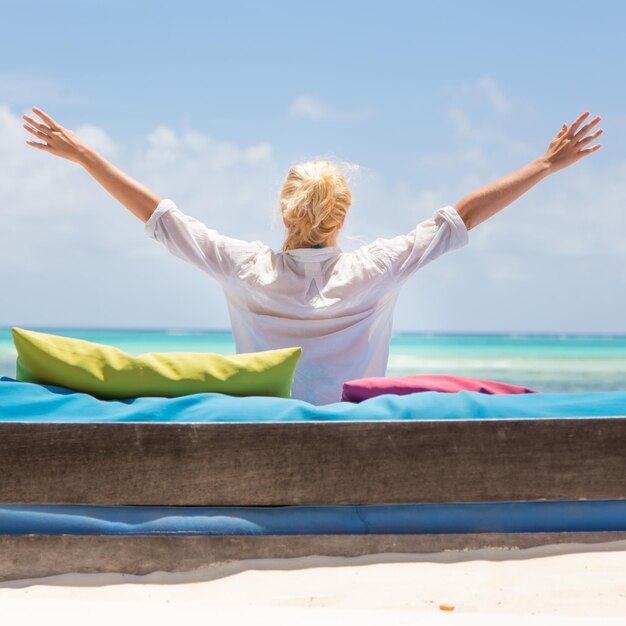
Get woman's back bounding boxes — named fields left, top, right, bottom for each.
left=145, top=198, right=469, bottom=404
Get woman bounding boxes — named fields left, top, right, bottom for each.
left=23, top=108, right=602, bottom=404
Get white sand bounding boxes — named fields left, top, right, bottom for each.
left=2, top=540, right=626, bottom=625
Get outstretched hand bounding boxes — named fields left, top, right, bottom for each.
left=544, top=111, right=602, bottom=174
left=23, top=107, right=89, bottom=164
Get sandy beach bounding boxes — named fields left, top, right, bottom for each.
left=2, top=539, right=626, bottom=625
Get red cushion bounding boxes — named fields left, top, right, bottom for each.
left=341, top=374, right=539, bottom=402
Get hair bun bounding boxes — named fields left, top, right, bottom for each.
left=279, top=160, right=353, bottom=251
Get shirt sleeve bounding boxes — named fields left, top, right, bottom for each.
left=144, top=198, right=265, bottom=284
left=367, top=205, right=469, bottom=283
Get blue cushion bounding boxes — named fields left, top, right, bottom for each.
left=2, top=376, right=626, bottom=423
left=1, top=500, right=626, bottom=535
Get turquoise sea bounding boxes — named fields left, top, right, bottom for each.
left=2, top=327, right=626, bottom=393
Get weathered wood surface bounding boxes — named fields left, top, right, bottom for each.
left=1, top=418, right=625, bottom=505
left=3, top=532, right=626, bottom=582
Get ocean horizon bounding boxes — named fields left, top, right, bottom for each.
left=3, top=326, right=626, bottom=394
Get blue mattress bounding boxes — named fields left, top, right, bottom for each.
left=2, top=376, right=626, bottom=422
left=2, top=501, right=626, bottom=535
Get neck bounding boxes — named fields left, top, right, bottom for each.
left=283, top=231, right=339, bottom=250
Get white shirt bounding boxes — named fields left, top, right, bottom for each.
left=145, top=199, right=469, bottom=405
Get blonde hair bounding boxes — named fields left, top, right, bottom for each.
left=279, top=160, right=352, bottom=251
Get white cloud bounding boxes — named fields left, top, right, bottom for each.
left=416, top=146, right=488, bottom=170
left=476, top=75, right=511, bottom=114
left=141, top=125, right=273, bottom=171
left=290, top=95, right=334, bottom=120
left=446, top=75, right=522, bottom=151
left=289, top=94, right=373, bottom=123
left=454, top=74, right=512, bottom=116
left=244, top=142, right=272, bottom=163
left=74, top=124, right=117, bottom=158
left=448, top=106, right=475, bottom=139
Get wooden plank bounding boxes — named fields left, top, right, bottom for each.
left=3, top=532, right=626, bottom=581
left=0, top=418, right=625, bottom=505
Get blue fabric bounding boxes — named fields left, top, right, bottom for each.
left=2, top=376, right=626, bottom=423
left=1, top=501, right=625, bottom=535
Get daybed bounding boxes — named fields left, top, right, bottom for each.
left=1, top=376, right=625, bottom=581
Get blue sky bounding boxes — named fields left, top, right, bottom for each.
left=1, top=0, right=625, bottom=332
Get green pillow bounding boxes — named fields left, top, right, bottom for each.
left=12, top=327, right=302, bottom=399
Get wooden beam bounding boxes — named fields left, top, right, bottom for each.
left=1, top=417, right=625, bottom=505
left=3, top=532, right=626, bottom=581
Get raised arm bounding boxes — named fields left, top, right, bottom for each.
left=455, top=111, right=603, bottom=231
left=23, top=106, right=160, bottom=223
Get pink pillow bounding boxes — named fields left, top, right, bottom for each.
left=341, top=375, right=539, bottom=403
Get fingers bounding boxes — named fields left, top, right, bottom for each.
left=31, top=106, right=61, bottom=130
left=23, top=107, right=61, bottom=154
left=23, top=113, right=53, bottom=134
left=578, top=143, right=602, bottom=156
left=576, top=128, right=603, bottom=148
left=25, top=140, right=51, bottom=151
left=567, top=111, right=590, bottom=137
left=574, top=115, right=601, bottom=140
left=23, top=122, right=51, bottom=142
